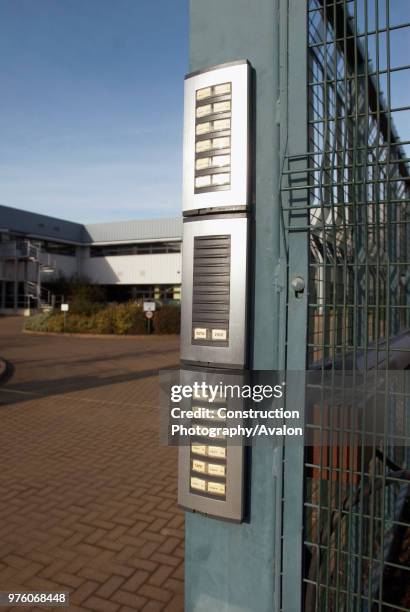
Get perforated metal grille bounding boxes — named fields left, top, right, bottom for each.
left=191, top=235, right=230, bottom=345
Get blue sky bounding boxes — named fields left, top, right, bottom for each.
left=0, top=2, right=408, bottom=224
left=0, top=0, right=189, bottom=222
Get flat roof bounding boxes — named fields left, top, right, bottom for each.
left=0, top=204, right=181, bottom=245
left=84, top=217, right=182, bottom=244
left=0, top=204, right=84, bottom=243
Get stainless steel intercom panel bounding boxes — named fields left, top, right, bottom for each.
left=178, top=59, right=252, bottom=522
left=177, top=369, right=246, bottom=522
left=182, top=60, right=250, bottom=215
left=180, top=216, right=248, bottom=368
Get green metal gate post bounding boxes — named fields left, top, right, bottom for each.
left=185, top=0, right=285, bottom=610
left=280, top=1, right=308, bottom=611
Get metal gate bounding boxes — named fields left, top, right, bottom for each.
left=281, top=1, right=410, bottom=610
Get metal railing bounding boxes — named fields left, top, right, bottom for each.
left=0, top=240, right=56, bottom=310
left=0, top=240, right=40, bottom=260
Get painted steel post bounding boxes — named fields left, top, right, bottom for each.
left=280, top=0, right=309, bottom=609
left=184, top=1, right=288, bottom=610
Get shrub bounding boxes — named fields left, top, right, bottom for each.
left=66, top=283, right=104, bottom=317
left=44, top=274, right=106, bottom=316
left=46, top=314, right=65, bottom=333
left=92, top=307, right=116, bottom=334
left=64, top=314, right=96, bottom=333
left=113, top=302, right=146, bottom=335
left=24, top=312, right=51, bottom=332
left=153, top=305, right=181, bottom=334
left=24, top=301, right=181, bottom=335
left=68, top=280, right=105, bottom=305
left=68, top=296, right=102, bottom=317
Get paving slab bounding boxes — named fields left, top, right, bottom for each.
left=0, top=317, right=184, bottom=611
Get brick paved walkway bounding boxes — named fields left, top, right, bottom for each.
left=0, top=317, right=184, bottom=612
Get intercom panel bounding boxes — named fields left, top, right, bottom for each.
left=177, top=368, right=246, bottom=522
left=180, top=215, right=248, bottom=369
left=182, top=60, right=250, bottom=215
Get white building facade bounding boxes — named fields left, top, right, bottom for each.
left=0, top=204, right=182, bottom=312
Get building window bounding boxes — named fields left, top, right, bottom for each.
left=103, top=284, right=180, bottom=303
left=89, top=241, right=181, bottom=257
left=42, top=241, right=76, bottom=256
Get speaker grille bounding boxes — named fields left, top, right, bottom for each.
left=192, top=235, right=230, bottom=346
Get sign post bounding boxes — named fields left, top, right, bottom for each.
left=143, top=301, right=155, bottom=335
left=61, top=303, right=69, bottom=332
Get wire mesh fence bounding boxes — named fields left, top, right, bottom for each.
left=282, top=0, right=410, bottom=609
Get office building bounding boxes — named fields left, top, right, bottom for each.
left=0, top=204, right=182, bottom=312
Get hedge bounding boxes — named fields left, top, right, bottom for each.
left=153, top=305, right=181, bottom=334
left=25, top=302, right=180, bottom=335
